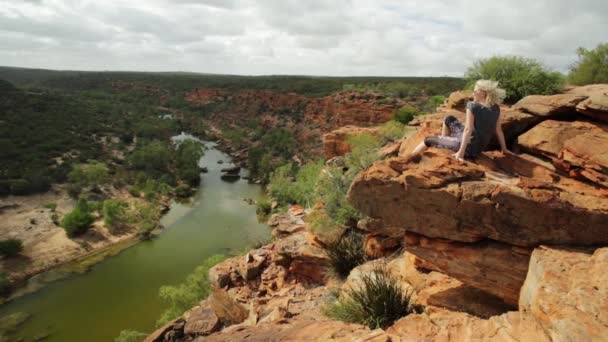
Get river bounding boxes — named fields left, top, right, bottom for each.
left=0, top=141, right=270, bottom=341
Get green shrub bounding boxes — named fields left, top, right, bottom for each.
left=115, top=330, right=147, bottom=342
left=344, top=134, right=382, bottom=176
left=268, top=163, right=296, bottom=205
left=305, top=207, right=343, bottom=243
left=128, top=140, right=172, bottom=176
left=68, top=161, right=109, bottom=188
left=569, top=42, right=608, bottom=85
left=314, top=167, right=361, bottom=227
left=392, top=108, right=419, bottom=124
left=44, top=202, right=57, bottom=211
left=424, top=95, right=445, bottom=113
left=157, top=254, right=226, bottom=326
left=256, top=198, right=272, bottom=216
left=465, top=55, right=564, bottom=103
left=175, top=140, right=204, bottom=186
left=61, top=202, right=95, bottom=237
left=378, top=121, right=406, bottom=143
left=0, top=239, right=23, bottom=257
left=128, top=187, right=140, bottom=198
left=174, top=184, right=193, bottom=198
left=324, top=267, right=419, bottom=329
left=103, top=200, right=128, bottom=233
left=325, top=231, right=366, bottom=279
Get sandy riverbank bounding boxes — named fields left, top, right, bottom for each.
left=0, top=185, right=144, bottom=287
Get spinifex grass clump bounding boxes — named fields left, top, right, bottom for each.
left=325, top=231, right=366, bottom=279
left=325, top=267, right=419, bottom=329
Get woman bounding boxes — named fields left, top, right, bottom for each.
left=411, top=79, right=513, bottom=161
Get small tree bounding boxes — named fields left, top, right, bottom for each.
left=568, top=43, right=608, bottom=85
left=68, top=161, right=109, bottom=188
left=393, top=108, right=419, bottom=124
left=103, top=200, right=128, bottom=233
left=465, top=56, right=564, bottom=103
left=0, top=239, right=23, bottom=257
left=61, top=200, right=95, bottom=237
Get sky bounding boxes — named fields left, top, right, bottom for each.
left=0, top=0, right=606, bottom=76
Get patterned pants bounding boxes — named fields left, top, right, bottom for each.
left=423, top=115, right=464, bottom=152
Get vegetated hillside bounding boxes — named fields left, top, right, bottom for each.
left=0, top=67, right=466, bottom=193
left=0, top=66, right=465, bottom=97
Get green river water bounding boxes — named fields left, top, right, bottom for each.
left=0, top=141, right=270, bottom=341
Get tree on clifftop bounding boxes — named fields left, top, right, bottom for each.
left=568, top=42, right=608, bottom=85
left=465, top=56, right=564, bottom=103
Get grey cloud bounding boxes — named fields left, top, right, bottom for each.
left=0, top=0, right=606, bottom=76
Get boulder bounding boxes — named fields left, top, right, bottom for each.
left=184, top=306, right=222, bottom=336
left=512, top=94, right=587, bottom=117
left=209, top=257, right=242, bottom=289
left=518, top=119, right=608, bottom=188
left=274, top=231, right=329, bottom=284
left=566, top=84, right=608, bottom=122
left=386, top=308, right=550, bottom=342
left=347, top=149, right=608, bottom=247
left=238, top=251, right=267, bottom=281
left=404, top=232, right=531, bottom=306
left=208, top=289, right=249, bottom=325
left=364, top=234, right=401, bottom=259
left=519, top=246, right=608, bottom=342
left=441, top=90, right=472, bottom=112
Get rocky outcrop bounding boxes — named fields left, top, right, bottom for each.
left=518, top=120, right=608, bottom=187
left=520, top=246, right=608, bottom=342
left=404, top=232, right=531, bottom=306
left=348, top=150, right=608, bottom=247
left=322, top=126, right=379, bottom=159
left=342, top=84, right=608, bottom=341
left=566, top=84, right=608, bottom=122
left=512, top=94, right=587, bottom=118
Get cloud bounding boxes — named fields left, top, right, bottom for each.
left=0, top=0, right=606, bottom=76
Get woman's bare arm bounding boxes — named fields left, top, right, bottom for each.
left=454, top=109, right=474, bottom=161
left=495, top=112, right=513, bottom=155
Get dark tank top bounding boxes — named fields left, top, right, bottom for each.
left=465, top=101, right=500, bottom=157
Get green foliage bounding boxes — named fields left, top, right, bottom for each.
left=0, top=272, right=10, bottom=295
left=314, top=167, right=360, bottom=227
left=344, top=134, right=382, bottom=176
left=44, top=202, right=57, bottom=211
left=61, top=200, right=95, bottom=237
left=378, top=121, right=407, bottom=143
left=569, top=42, right=608, bottom=85
left=68, top=161, right=109, bottom=188
left=324, top=267, right=419, bottom=329
left=103, top=200, right=128, bottom=233
left=0, top=239, right=23, bottom=257
left=268, top=160, right=323, bottom=208
left=261, top=129, right=296, bottom=158
left=174, top=184, right=193, bottom=198
left=465, top=55, right=564, bottom=103
left=393, top=108, right=420, bottom=124
left=175, top=139, right=204, bottom=186
left=325, top=232, right=366, bottom=279
left=305, top=207, right=343, bottom=242
left=130, top=202, right=159, bottom=234
left=424, top=95, right=445, bottom=113
left=157, top=254, right=226, bottom=326
left=115, top=330, right=147, bottom=342
left=256, top=198, right=272, bottom=216
left=128, top=140, right=172, bottom=176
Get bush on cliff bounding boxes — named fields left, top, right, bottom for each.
left=568, top=42, right=608, bottom=85
left=465, top=55, right=564, bottom=103
left=325, top=231, right=366, bottom=279
left=0, top=239, right=23, bottom=258
left=175, top=139, right=204, bottom=186
left=157, top=254, right=226, bottom=326
left=325, top=267, right=419, bottom=329
left=392, top=108, right=419, bottom=124
left=268, top=161, right=323, bottom=208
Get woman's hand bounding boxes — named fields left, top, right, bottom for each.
left=500, top=148, right=516, bottom=156
left=452, top=151, right=465, bottom=162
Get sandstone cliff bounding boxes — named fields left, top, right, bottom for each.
left=148, top=85, right=608, bottom=342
